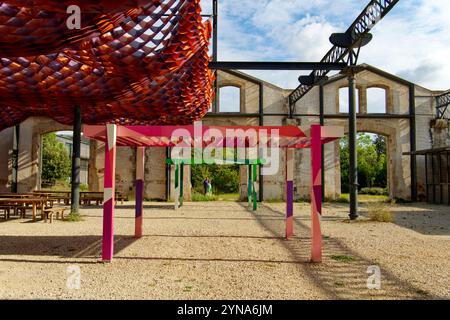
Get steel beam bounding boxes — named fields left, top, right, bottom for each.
left=209, top=61, right=346, bottom=71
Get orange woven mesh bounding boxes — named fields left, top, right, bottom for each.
left=0, top=0, right=214, bottom=130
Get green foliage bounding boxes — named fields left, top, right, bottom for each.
left=340, top=133, right=387, bottom=193
left=330, top=255, right=356, bottom=263
left=360, top=187, right=388, bottom=195
left=64, top=213, right=84, bottom=222
left=191, top=193, right=219, bottom=202
left=42, top=133, right=71, bottom=185
left=191, top=164, right=240, bottom=194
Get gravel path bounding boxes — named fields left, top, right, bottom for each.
left=0, top=201, right=449, bottom=300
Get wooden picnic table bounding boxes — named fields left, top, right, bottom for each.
left=0, top=193, right=40, bottom=198
left=33, top=191, right=70, bottom=205
left=0, top=197, right=47, bottom=221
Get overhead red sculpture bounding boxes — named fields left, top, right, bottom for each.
left=0, top=0, right=214, bottom=131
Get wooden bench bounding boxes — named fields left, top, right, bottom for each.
left=43, top=206, right=68, bottom=223
left=80, top=192, right=103, bottom=206
left=0, top=205, right=12, bottom=219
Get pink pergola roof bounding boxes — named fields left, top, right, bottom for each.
left=83, top=124, right=344, bottom=148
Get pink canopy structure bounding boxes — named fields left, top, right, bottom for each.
left=84, top=123, right=344, bottom=263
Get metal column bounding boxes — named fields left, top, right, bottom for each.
left=71, top=105, right=82, bottom=215
left=348, top=72, right=358, bottom=220
left=11, top=125, right=20, bottom=193
left=212, top=0, right=219, bottom=113
left=258, top=83, right=264, bottom=202
left=319, top=84, right=325, bottom=199
left=409, top=84, right=417, bottom=202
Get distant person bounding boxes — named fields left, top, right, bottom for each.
left=203, top=177, right=209, bottom=195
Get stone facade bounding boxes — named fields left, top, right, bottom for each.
left=0, top=64, right=443, bottom=201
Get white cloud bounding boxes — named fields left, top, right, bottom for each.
left=201, top=0, right=450, bottom=91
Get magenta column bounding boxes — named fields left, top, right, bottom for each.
left=135, top=147, right=145, bottom=238
left=310, top=124, right=323, bottom=262
left=102, top=124, right=117, bottom=262
left=285, top=148, right=294, bottom=239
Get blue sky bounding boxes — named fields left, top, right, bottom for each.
left=201, top=0, right=450, bottom=91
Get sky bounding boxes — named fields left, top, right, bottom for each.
left=200, top=0, right=450, bottom=91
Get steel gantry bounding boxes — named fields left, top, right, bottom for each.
left=436, top=90, right=450, bottom=119
left=206, top=0, right=400, bottom=220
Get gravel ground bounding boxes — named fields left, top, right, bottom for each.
left=0, top=201, right=449, bottom=300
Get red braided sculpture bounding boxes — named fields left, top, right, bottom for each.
left=0, top=0, right=214, bottom=130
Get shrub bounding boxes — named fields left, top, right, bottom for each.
left=360, top=187, right=388, bottom=196
left=367, top=202, right=394, bottom=222
left=191, top=193, right=218, bottom=202
left=64, top=213, right=84, bottom=222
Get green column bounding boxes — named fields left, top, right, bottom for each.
left=248, top=164, right=252, bottom=206
left=180, top=164, right=184, bottom=207
left=175, top=164, right=179, bottom=207
left=253, top=164, right=258, bottom=211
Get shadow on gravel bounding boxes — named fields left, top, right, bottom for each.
left=240, top=202, right=441, bottom=300
left=0, top=235, right=137, bottom=262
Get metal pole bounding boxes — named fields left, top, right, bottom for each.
left=180, top=163, right=184, bottom=207
left=319, top=84, right=325, bottom=199
left=11, top=125, right=20, bottom=193
left=258, top=83, right=264, bottom=202
left=409, top=84, right=417, bottom=202
left=71, top=105, right=82, bottom=215
left=348, top=72, right=358, bottom=220
left=166, top=147, right=171, bottom=201
left=212, top=0, right=219, bottom=113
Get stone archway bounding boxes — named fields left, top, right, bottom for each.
left=329, top=118, right=412, bottom=200
left=17, top=117, right=71, bottom=192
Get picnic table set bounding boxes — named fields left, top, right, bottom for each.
left=0, top=190, right=127, bottom=222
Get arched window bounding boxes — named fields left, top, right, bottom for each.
left=339, top=87, right=359, bottom=113
left=367, top=87, right=387, bottom=113
left=219, top=86, right=240, bottom=113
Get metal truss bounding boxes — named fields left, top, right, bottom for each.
left=437, top=90, right=450, bottom=119
left=288, top=0, right=400, bottom=116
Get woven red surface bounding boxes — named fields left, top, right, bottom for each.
left=0, top=0, right=214, bottom=130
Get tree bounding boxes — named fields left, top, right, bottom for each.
left=191, top=163, right=240, bottom=194
left=42, top=133, right=71, bottom=185
left=340, top=133, right=387, bottom=192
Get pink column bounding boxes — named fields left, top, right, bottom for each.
left=102, top=124, right=117, bottom=262
left=135, top=147, right=145, bottom=238
left=310, top=124, right=323, bottom=262
left=285, top=148, right=294, bottom=239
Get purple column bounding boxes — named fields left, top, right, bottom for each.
left=286, top=148, right=294, bottom=239
left=135, top=147, right=145, bottom=238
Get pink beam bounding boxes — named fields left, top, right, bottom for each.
left=285, top=148, right=294, bottom=239
left=310, top=125, right=323, bottom=263
left=135, top=147, right=145, bottom=238
left=102, top=124, right=117, bottom=262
